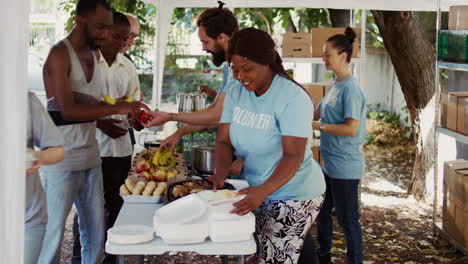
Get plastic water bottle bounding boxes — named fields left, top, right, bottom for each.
left=182, top=133, right=193, bottom=166
left=202, top=132, right=210, bottom=145
left=192, top=132, right=201, bottom=147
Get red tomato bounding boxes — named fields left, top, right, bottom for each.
left=139, top=111, right=150, bottom=123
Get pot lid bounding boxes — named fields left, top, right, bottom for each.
left=193, top=144, right=215, bottom=151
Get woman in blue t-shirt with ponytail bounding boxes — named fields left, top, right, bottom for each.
left=208, top=27, right=325, bottom=264
left=312, top=27, right=366, bottom=264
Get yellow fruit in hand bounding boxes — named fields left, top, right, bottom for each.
left=124, top=87, right=139, bottom=103
left=103, top=95, right=116, bottom=105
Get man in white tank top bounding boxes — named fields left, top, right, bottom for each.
left=71, top=12, right=143, bottom=264
left=38, top=1, right=149, bottom=263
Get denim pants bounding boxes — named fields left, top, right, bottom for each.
left=24, top=224, right=45, bottom=264
left=316, top=174, right=363, bottom=264
left=72, top=156, right=131, bottom=264
left=39, top=166, right=105, bottom=264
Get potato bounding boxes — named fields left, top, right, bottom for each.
left=132, top=181, right=146, bottom=195
left=142, top=181, right=157, bottom=196
left=153, top=182, right=167, bottom=196
left=119, top=184, right=131, bottom=196
left=125, top=178, right=136, bottom=192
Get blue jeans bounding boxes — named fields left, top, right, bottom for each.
left=316, top=174, right=363, bottom=264
left=39, top=167, right=105, bottom=264
left=24, top=224, right=45, bottom=264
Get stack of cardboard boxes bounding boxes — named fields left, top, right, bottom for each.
left=282, top=28, right=360, bottom=58
left=302, top=83, right=330, bottom=166
left=443, top=160, right=468, bottom=249
left=440, top=92, right=468, bottom=135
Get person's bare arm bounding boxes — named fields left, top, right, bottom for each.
left=312, top=118, right=359, bottom=137
left=207, top=123, right=233, bottom=190
left=43, top=43, right=148, bottom=121
left=232, top=136, right=308, bottom=215
left=314, top=107, right=320, bottom=121
left=143, top=93, right=226, bottom=127
left=26, top=146, right=64, bottom=174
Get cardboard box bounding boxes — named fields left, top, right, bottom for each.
left=282, top=32, right=312, bottom=57
left=440, top=92, right=468, bottom=131
left=449, top=6, right=468, bottom=30
left=444, top=161, right=468, bottom=206
left=311, top=28, right=360, bottom=58
left=458, top=97, right=468, bottom=135
left=440, top=93, right=450, bottom=128
left=454, top=207, right=467, bottom=245
left=302, top=83, right=330, bottom=106
left=443, top=193, right=457, bottom=237
left=443, top=160, right=467, bottom=236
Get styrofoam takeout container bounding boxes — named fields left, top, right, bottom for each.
left=154, top=194, right=207, bottom=225
left=154, top=212, right=209, bottom=244
left=107, top=225, right=154, bottom=244
left=209, top=212, right=255, bottom=243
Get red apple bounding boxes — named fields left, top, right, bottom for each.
left=141, top=171, right=151, bottom=181
left=135, top=160, right=149, bottom=173
left=152, top=170, right=167, bottom=182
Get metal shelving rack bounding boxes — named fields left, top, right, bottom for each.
left=433, top=0, right=468, bottom=256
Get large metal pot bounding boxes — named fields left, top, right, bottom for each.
left=191, top=144, right=215, bottom=175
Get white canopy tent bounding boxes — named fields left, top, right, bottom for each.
left=142, top=0, right=465, bottom=107
left=1, top=0, right=467, bottom=262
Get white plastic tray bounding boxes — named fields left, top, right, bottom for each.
left=121, top=195, right=162, bottom=204
left=107, top=224, right=154, bottom=244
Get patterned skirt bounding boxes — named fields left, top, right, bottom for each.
left=254, top=195, right=324, bottom=264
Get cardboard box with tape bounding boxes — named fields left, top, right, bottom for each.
left=282, top=32, right=312, bottom=57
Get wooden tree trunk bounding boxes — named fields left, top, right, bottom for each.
left=371, top=11, right=436, bottom=200
left=328, top=9, right=351, bottom=27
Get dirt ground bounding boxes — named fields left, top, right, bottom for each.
left=59, top=137, right=468, bottom=263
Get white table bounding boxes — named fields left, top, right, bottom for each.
left=105, top=179, right=256, bottom=264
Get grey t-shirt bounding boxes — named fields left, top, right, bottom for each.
left=26, top=92, right=64, bottom=227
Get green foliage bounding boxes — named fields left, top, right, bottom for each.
left=367, top=102, right=401, bottom=126
left=366, top=102, right=413, bottom=140
left=161, top=55, right=222, bottom=104
left=59, top=0, right=156, bottom=73
left=365, top=134, right=375, bottom=144
left=356, top=10, right=384, bottom=49
left=170, top=7, right=330, bottom=35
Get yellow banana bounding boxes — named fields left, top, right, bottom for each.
left=124, top=87, right=139, bottom=103
left=103, top=95, right=116, bottom=105
left=158, top=157, right=176, bottom=170
left=159, top=151, right=172, bottom=167
left=151, top=151, right=162, bottom=167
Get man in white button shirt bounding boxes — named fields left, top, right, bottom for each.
left=72, top=11, right=141, bottom=264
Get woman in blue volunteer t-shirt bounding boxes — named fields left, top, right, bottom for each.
left=208, top=27, right=325, bottom=264
left=311, top=27, right=366, bottom=264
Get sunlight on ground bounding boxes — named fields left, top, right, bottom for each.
left=361, top=193, right=432, bottom=214
left=366, top=178, right=406, bottom=193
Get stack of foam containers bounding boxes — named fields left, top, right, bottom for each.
left=153, top=191, right=255, bottom=244
left=209, top=201, right=255, bottom=243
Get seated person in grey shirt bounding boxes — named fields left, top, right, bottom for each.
left=25, top=92, right=64, bottom=264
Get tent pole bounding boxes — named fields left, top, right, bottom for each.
left=0, top=0, right=30, bottom=262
